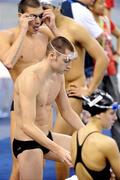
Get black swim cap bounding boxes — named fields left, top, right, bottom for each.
left=82, top=89, right=118, bottom=116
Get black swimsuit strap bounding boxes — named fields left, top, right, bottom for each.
left=78, top=131, right=99, bottom=147
left=74, top=131, right=98, bottom=168
left=75, top=131, right=111, bottom=180
left=75, top=131, right=99, bottom=168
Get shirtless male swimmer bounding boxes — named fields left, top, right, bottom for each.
left=12, top=36, right=84, bottom=180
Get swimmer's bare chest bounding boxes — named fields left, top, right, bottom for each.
left=35, top=77, right=61, bottom=122
left=11, top=37, right=48, bottom=81
left=19, top=36, right=48, bottom=64
left=37, top=77, right=61, bottom=106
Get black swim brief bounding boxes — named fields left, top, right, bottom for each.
left=10, top=101, right=14, bottom=111
left=13, top=131, right=53, bottom=158
left=68, top=95, right=82, bottom=100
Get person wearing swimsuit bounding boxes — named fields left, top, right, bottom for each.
left=71, top=89, right=120, bottom=180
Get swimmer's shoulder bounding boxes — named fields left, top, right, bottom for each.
left=0, top=27, right=18, bottom=43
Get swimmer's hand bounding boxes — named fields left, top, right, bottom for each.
left=19, top=13, right=35, bottom=32
left=67, top=85, right=90, bottom=98
left=56, top=147, right=73, bottom=167
left=42, top=9, right=56, bottom=31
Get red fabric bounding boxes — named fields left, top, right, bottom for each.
left=102, top=17, right=116, bottom=75
left=107, top=59, right=117, bottom=75
left=108, top=19, right=117, bottom=75
left=110, top=19, right=116, bottom=32
left=105, top=0, right=115, bottom=9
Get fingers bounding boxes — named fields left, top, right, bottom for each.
left=61, top=151, right=73, bottom=167
left=69, top=84, right=77, bottom=88
left=64, top=156, right=73, bottom=168
left=67, top=88, right=80, bottom=97
left=20, top=13, right=35, bottom=22
left=67, top=91, right=78, bottom=97
left=67, top=86, right=78, bottom=94
left=42, top=10, right=55, bottom=27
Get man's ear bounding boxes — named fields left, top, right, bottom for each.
left=18, top=13, right=22, bottom=17
left=49, top=52, right=56, bottom=61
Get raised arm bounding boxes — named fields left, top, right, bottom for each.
left=55, top=76, right=84, bottom=130
left=0, top=14, right=34, bottom=69
left=42, top=9, right=61, bottom=37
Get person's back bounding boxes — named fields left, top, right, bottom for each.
left=72, top=130, right=111, bottom=180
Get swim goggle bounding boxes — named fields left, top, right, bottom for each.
left=82, top=95, right=120, bottom=110
left=50, top=41, right=78, bottom=63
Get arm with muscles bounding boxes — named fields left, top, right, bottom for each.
left=55, top=76, right=85, bottom=130
left=0, top=14, right=34, bottom=69
left=18, top=74, right=72, bottom=167
left=79, top=26, right=109, bottom=94
left=105, top=139, right=120, bottom=179
left=42, top=9, right=61, bottom=37
left=68, top=24, right=108, bottom=97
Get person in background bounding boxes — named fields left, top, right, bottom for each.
left=89, top=0, right=120, bottom=150
left=71, top=89, right=120, bottom=180
left=105, top=0, right=116, bottom=18
left=41, top=0, right=108, bottom=179
left=0, top=0, right=60, bottom=179
left=13, top=36, right=84, bottom=180
left=61, top=0, right=103, bottom=40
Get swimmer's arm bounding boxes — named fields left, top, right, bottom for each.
left=42, top=9, right=61, bottom=37
left=39, top=25, right=55, bottom=40
left=105, top=138, right=120, bottom=179
left=73, top=24, right=108, bottom=94
left=18, top=75, right=67, bottom=153
left=71, top=131, right=78, bottom=166
left=0, top=30, right=26, bottom=69
left=56, top=76, right=84, bottom=130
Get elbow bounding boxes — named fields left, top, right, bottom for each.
left=0, top=58, right=13, bottom=69
left=4, top=62, right=13, bottom=70
left=21, top=123, right=31, bottom=133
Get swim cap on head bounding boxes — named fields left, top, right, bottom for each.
left=82, top=89, right=120, bottom=116
left=40, top=0, right=63, bottom=8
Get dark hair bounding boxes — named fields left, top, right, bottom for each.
left=82, top=89, right=114, bottom=116
left=18, top=0, right=41, bottom=13
left=46, top=36, right=74, bottom=56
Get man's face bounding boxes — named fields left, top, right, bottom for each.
left=92, top=0, right=105, bottom=16
left=25, top=7, right=44, bottom=34
left=52, top=49, right=74, bottom=74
